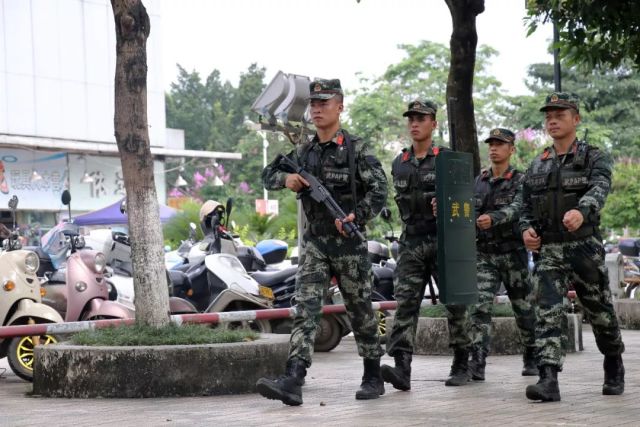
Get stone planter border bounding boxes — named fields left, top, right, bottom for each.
left=33, top=333, right=289, bottom=398
left=387, top=313, right=583, bottom=355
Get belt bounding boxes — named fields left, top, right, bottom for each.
left=404, top=221, right=437, bottom=236
left=542, top=225, right=598, bottom=244
left=477, top=240, right=523, bottom=254
left=309, top=222, right=366, bottom=237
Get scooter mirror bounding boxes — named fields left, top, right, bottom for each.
left=74, top=235, right=85, bottom=249
left=120, top=199, right=127, bottom=214
left=380, top=207, right=392, bottom=222
left=61, top=190, right=71, bottom=206
left=8, top=195, right=18, bottom=210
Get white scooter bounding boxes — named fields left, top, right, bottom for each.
left=168, top=199, right=274, bottom=332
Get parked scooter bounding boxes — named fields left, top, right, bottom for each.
left=0, top=195, right=63, bottom=381
left=620, top=238, right=640, bottom=298
left=169, top=199, right=274, bottom=332
left=84, top=225, right=198, bottom=315
left=34, top=191, right=134, bottom=321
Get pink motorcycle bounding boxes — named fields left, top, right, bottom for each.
left=34, top=191, right=134, bottom=321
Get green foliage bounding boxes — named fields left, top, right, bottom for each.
left=525, top=0, right=640, bottom=70
left=502, top=62, right=640, bottom=158
left=348, top=41, right=504, bottom=170
left=70, top=323, right=257, bottom=346
left=601, top=162, right=640, bottom=231
left=162, top=200, right=202, bottom=249
left=420, top=303, right=514, bottom=317
left=499, top=61, right=640, bottom=230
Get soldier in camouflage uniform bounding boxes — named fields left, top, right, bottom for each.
left=256, top=79, right=388, bottom=406
left=493, top=92, right=625, bottom=402
left=466, top=128, right=537, bottom=382
left=380, top=100, right=469, bottom=390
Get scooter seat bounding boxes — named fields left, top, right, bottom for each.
left=251, top=266, right=297, bottom=287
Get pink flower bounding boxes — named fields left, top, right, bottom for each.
left=169, top=188, right=182, bottom=197
left=239, top=181, right=252, bottom=193
left=193, top=171, right=206, bottom=189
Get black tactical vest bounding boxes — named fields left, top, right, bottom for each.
left=391, top=146, right=442, bottom=234
left=298, top=133, right=365, bottom=228
left=526, top=140, right=599, bottom=239
left=475, top=167, right=524, bottom=252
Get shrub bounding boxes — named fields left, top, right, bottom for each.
left=70, top=323, right=258, bottom=346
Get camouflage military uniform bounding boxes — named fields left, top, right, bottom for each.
left=386, top=143, right=453, bottom=356
left=262, top=129, right=388, bottom=366
left=494, top=92, right=625, bottom=401
left=470, top=164, right=536, bottom=375
left=496, top=140, right=624, bottom=368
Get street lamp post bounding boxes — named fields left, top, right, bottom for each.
left=261, top=131, right=269, bottom=201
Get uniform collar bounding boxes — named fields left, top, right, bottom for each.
left=401, top=144, right=438, bottom=162
left=541, top=138, right=579, bottom=160
left=483, top=165, right=515, bottom=181
left=312, top=129, right=345, bottom=146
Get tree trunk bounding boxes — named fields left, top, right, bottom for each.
left=445, top=0, right=484, bottom=176
left=111, top=0, right=170, bottom=327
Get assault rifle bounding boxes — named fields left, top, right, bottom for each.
left=277, top=154, right=366, bottom=242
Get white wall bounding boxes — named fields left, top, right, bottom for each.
left=0, top=0, right=166, bottom=147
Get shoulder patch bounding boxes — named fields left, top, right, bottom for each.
left=432, top=146, right=440, bottom=156
left=402, top=151, right=411, bottom=162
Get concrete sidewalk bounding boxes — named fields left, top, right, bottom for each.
left=1, top=324, right=639, bottom=426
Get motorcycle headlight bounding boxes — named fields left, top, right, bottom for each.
left=94, top=253, right=107, bottom=273
left=24, top=252, right=40, bottom=274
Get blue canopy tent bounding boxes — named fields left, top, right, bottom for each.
left=73, top=198, right=177, bottom=226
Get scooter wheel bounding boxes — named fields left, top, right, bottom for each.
left=314, top=315, right=342, bottom=352
left=376, top=310, right=388, bottom=344
left=7, top=334, right=58, bottom=382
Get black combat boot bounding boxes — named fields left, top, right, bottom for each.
left=602, top=354, right=625, bottom=395
left=469, top=347, right=486, bottom=381
left=525, top=365, right=560, bottom=402
left=355, top=358, right=386, bottom=400
left=256, top=358, right=307, bottom=406
left=445, top=348, right=470, bottom=386
left=522, top=346, right=539, bottom=376
left=381, top=352, right=412, bottom=391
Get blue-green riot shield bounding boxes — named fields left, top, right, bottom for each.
left=435, top=151, right=477, bottom=304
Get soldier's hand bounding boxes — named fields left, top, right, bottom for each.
left=335, top=213, right=356, bottom=237
left=431, top=198, right=437, bottom=217
left=563, top=209, right=584, bottom=233
left=523, top=227, right=541, bottom=252
left=476, top=214, right=492, bottom=230
left=285, top=173, right=309, bottom=193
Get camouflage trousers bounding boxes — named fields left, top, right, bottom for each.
left=288, top=233, right=383, bottom=367
left=532, top=235, right=624, bottom=368
left=468, top=249, right=536, bottom=354
left=386, top=233, right=440, bottom=356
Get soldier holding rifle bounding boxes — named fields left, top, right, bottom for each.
left=256, top=79, right=388, bottom=406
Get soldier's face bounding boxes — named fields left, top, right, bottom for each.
left=407, top=114, right=437, bottom=143
left=310, top=97, right=343, bottom=130
left=544, top=108, right=580, bottom=139
left=487, top=140, right=514, bottom=164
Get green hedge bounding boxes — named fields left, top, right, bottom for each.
left=420, top=302, right=515, bottom=318
left=71, top=323, right=258, bottom=346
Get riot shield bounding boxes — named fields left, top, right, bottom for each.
left=435, top=151, right=477, bottom=304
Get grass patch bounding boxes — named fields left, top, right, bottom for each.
left=70, top=323, right=258, bottom=346
left=420, top=302, right=515, bottom=317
